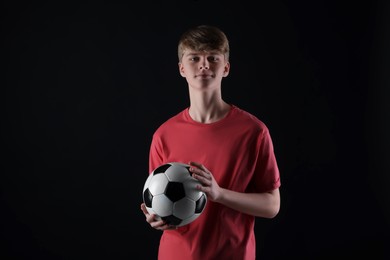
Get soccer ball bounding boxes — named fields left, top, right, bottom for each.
left=142, top=162, right=207, bottom=227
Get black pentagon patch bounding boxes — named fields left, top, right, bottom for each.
left=161, top=215, right=182, bottom=226
left=143, top=188, right=153, bottom=208
left=153, top=164, right=171, bottom=175
left=184, top=166, right=193, bottom=177
left=195, top=193, right=207, bottom=213
left=165, top=182, right=185, bottom=202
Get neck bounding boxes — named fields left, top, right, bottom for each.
left=188, top=91, right=230, bottom=124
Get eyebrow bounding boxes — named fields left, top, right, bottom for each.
left=184, top=51, right=222, bottom=56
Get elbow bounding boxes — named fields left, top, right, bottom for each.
left=263, top=195, right=280, bottom=219
left=266, top=204, right=280, bottom=219
left=255, top=203, right=280, bottom=219
left=265, top=189, right=280, bottom=218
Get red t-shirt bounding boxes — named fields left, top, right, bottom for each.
left=149, top=105, right=281, bottom=260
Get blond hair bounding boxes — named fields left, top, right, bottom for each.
left=178, top=25, right=230, bottom=62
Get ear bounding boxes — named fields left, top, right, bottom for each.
left=178, top=62, right=186, bottom=77
left=223, top=62, right=230, bottom=77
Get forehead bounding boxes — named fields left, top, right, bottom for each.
left=183, top=49, right=224, bottom=56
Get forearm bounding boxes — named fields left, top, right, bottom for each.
left=215, top=188, right=280, bottom=218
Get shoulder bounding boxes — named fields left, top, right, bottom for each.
left=153, top=108, right=188, bottom=135
left=230, top=105, right=269, bottom=134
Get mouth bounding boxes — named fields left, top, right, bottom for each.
left=196, top=74, right=213, bottom=78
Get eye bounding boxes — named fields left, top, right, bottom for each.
left=207, top=56, right=219, bottom=62
left=189, top=57, right=200, bottom=62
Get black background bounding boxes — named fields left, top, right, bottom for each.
left=2, top=1, right=390, bottom=259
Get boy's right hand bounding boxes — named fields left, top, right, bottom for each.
left=140, top=203, right=176, bottom=231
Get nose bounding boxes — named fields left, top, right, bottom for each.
left=199, top=58, right=209, bottom=70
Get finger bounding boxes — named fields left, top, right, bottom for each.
left=192, top=168, right=212, bottom=181
left=142, top=204, right=159, bottom=224
left=189, top=165, right=208, bottom=176
left=152, top=220, right=178, bottom=231
left=140, top=203, right=149, bottom=215
left=151, top=219, right=166, bottom=228
left=159, top=223, right=175, bottom=230
left=188, top=161, right=204, bottom=169
left=196, top=183, right=206, bottom=192
left=189, top=166, right=201, bottom=175
left=194, top=174, right=212, bottom=185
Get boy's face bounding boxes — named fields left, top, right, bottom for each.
left=178, top=49, right=230, bottom=90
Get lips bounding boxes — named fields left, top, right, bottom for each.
left=196, top=74, right=213, bottom=78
